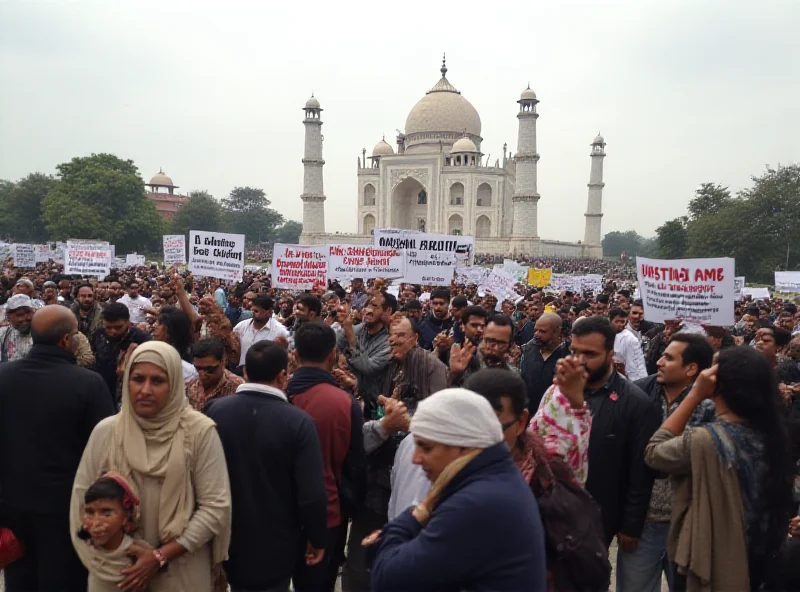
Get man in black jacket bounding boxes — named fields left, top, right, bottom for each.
left=570, top=316, right=660, bottom=550
left=0, top=305, right=114, bottom=592
left=207, top=340, right=328, bottom=592
left=520, top=312, right=569, bottom=410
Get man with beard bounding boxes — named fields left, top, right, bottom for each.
left=57, top=279, right=74, bottom=307
left=233, top=294, right=290, bottom=368
left=520, top=312, right=569, bottom=411
left=70, top=283, right=103, bottom=344
left=610, top=308, right=648, bottom=381
left=515, top=300, right=542, bottom=347
left=41, top=281, right=59, bottom=306
left=349, top=277, right=370, bottom=311
left=0, top=295, right=34, bottom=362
left=419, top=288, right=455, bottom=351
left=449, top=314, right=514, bottom=387
left=106, top=281, right=123, bottom=303
left=91, top=302, right=151, bottom=405
left=570, top=316, right=660, bottom=549
left=116, top=280, right=151, bottom=325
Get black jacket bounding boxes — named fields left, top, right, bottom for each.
left=206, top=386, right=328, bottom=590
left=583, top=371, right=660, bottom=545
left=92, top=326, right=151, bottom=403
left=0, top=345, right=114, bottom=515
left=519, top=341, right=570, bottom=411
left=418, top=314, right=455, bottom=351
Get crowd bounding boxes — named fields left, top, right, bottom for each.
left=0, top=257, right=798, bottom=592
left=472, top=254, right=638, bottom=281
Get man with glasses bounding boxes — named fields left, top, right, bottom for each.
left=187, top=338, right=244, bottom=413
left=449, top=314, right=517, bottom=387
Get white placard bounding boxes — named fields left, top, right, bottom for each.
left=403, top=250, right=457, bottom=286
left=480, top=267, right=518, bottom=302
left=743, top=286, right=770, bottom=300
left=733, top=276, right=745, bottom=300
left=12, top=244, right=36, bottom=268
left=455, top=266, right=490, bottom=286
left=549, top=273, right=604, bottom=294
left=328, top=245, right=404, bottom=279
left=125, top=253, right=146, bottom=268
left=503, top=259, right=529, bottom=283
left=188, top=230, right=245, bottom=282
left=775, top=272, right=800, bottom=293
left=636, top=256, right=734, bottom=325
left=373, top=228, right=474, bottom=266
left=163, top=235, right=186, bottom=266
left=271, top=244, right=328, bottom=290
left=35, top=244, right=54, bottom=264
left=65, top=241, right=111, bottom=278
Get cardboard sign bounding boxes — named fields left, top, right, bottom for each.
left=65, top=241, right=111, bottom=278
left=733, top=276, right=745, bottom=300
left=125, top=253, right=146, bottom=268
left=527, top=268, right=553, bottom=288
left=271, top=244, right=328, bottom=290
left=480, top=267, right=518, bottom=302
left=163, top=235, right=186, bottom=266
left=455, top=266, right=490, bottom=286
left=373, top=229, right=474, bottom=266
left=12, top=244, right=36, bottom=268
left=328, top=245, right=404, bottom=279
left=503, top=259, right=529, bottom=283
left=403, top=250, right=457, bottom=286
left=35, top=244, right=54, bottom=264
left=742, top=286, right=770, bottom=300
left=636, top=256, right=734, bottom=325
left=775, top=272, right=800, bottom=293
left=188, top=231, right=245, bottom=282
left=549, top=273, right=603, bottom=294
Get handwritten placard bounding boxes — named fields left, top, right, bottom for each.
left=271, top=244, right=328, bottom=290
left=188, top=231, right=245, bottom=282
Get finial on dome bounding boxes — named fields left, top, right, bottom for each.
left=441, top=53, right=447, bottom=78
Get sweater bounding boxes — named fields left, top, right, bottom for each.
left=370, top=443, right=546, bottom=592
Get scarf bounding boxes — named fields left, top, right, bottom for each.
left=286, top=366, right=341, bottom=398
left=109, top=341, right=230, bottom=564
left=414, top=449, right=484, bottom=526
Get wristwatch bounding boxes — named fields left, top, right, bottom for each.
left=153, top=548, right=168, bottom=569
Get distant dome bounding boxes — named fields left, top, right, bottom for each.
left=520, top=86, right=537, bottom=101
left=149, top=169, right=174, bottom=186
left=451, top=136, right=477, bottom=153
left=372, top=139, right=394, bottom=157
left=305, top=95, right=320, bottom=109
left=592, top=134, right=605, bottom=144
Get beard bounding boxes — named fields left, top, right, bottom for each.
left=482, top=352, right=506, bottom=367
left=586, top=360, right=611, bottom=383
left=16, top=322, right=31, bottom=335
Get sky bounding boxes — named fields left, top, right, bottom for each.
left=1, top=0, right=798, bottom=243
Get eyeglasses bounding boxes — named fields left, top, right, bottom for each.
left=482, top=337, right=510, bottom=349
left=194, top=363, right=221, bottom=374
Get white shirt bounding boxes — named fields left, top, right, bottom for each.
left=233, top=316, right=290, bottom=367
left=614, top=329, right=648, bottom=381
left=181, top=360, right=199, bottom=384
left=388, top=433, right=430, bottom=521
left=117, top=294, right=152, bottom=324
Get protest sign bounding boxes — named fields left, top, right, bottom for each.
left=113, top=257, right=126, bottom=269
left=328, top=245, right=404, bottom=279
left=0, top=243, right=11, bottom=263
left=527, top=268, right=552, bottom=288
left=65, top=241, right=111, bottom=278
left=636, top=256, right=734, bottom=325
left=35, top=244, right=54, bottom=264
left=775, top=271, right=800, bottom=293
left=733, top=277, right=745, bottom=300
left=455, top=266, right=489, bottom=286
left=549, top=273, right=603, bottom=294
left=125, top=253, right=146, bottom=268
left=271, top=244, right=328, bottom=290
left=503, top=259, right=529, bottom=283
left=373, top=228, right=475, bottom=266
left=188, top=231, right=245, bottom=282
left=404, top=250, right=457, bottom=285
left=12, top=244, right=36, bottom=268
left=743, top=286, right=770, bottom=300
left=163, top=235, right=186, bottom=266
left=480, top=267, right=518, bottom=302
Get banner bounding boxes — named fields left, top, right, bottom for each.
left=503, top=259, right=529, bottom=283
left=636, top=256, right=734, bottom=325
left=65, top=241, right=111, bottom=278
left=373, top=228, right=475, bottom=266
left=328, top=245, right=404, bottom=279
left=163, top=235, right=186, bottom=266
left=271, top=244, right=328, bottom=289
left=743, top=286, right=770, bottom=300
left=455, top=266, right=490, bottom=286
left=12, top=244, right=35, bottom=268
left=480, top=267, right=518, bottom=302
left=188, top=231, right=245, bottom=282
left=527, top=268, right=553, bottom=288
left=733, top=277, right=745, bottom=300
left=125, top=253, right=146, bottom=268
left=35, top=244, right=54, bottom=264
left=775, top=271, right=800, bottom=293
left=549, top=273, right=603, bottom=294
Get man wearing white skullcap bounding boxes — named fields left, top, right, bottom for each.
left=368, top=388, right=546, bottom=591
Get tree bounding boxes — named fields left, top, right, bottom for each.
left=0, top=180, right=13, bottom=239
left=602, top=230, right=646, bottom=258
left=656, top=217, right=688, bottom=258
left=0, top=173, right=59, bottom=243
left=222, top=186, right=284, bottom=244
left=273, top=220, right=303, bottom=244
left=41, top=153, right=164, bottom=253
left=171, top=190, right=225, bottom=236
left=687, top=182, right=731, bottom=220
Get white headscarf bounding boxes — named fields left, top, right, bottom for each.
left=410, top=388, right=503, bottom=449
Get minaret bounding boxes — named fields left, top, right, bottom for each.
left=511, top=85, right=540, bottom=238
left=300, top=94, right=326, bottom=237
left=583, top=133, right=606, bottom=245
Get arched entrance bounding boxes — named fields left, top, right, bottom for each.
left=391, top=176, right=427, bottom=230
left=363, top=213, right=376, bottom=235
left=476, top=215, right=491, bottom=237
left=448, top=214, right=464, bottom=235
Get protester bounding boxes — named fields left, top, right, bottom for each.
left=0, top=305, right=114, bottom=591
left=58, top=279, right=74, bottom=307
left=71, top=283, right=104, bottom=344
left=206, top=340, right=328, bottom=592
left=71, top=341, right=232, bottom=592
left=117, top=280, right=152, bottom=325
left=186, top=338, right=244, bottom=413
left=349, top=278, right=369, bottom=310
left=520, top=311, right=570, bottom=411
left=367, top=388, right=546, bottom=591
left=449, top=314, right=516, bottom=387
left=418, top=288, right=455, bottom=351
left=42, top=280, right=59, bottom=306
left=152, top=307, right=198, bottom=384
left=609, top=307, right=648, bottom=380
left=755, top=325, right=792, bottom=368
left=0, top=294, right=34, bottom=362
left=645, top=346, right=794, bottom=591
left=232, top=294, right=289, bottom=369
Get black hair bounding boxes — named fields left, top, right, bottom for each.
left=102, top=302, right=130, bottom=322
left=404, top=299, right=422, bottom=311
left=617, top=289, right=631, bottom=299
left=381, top=291, right=398, bottom=314
left=192, top=338, right=225, bottom=362
left=487, top=314, right=514, bottom=343
left=451, top=295, right=468, bottom=308
left=669, top=333, right=714, bottom=373
left=157, top=307, right=194, bottom=362
left=252, top=294, right=274, bottom=311
left=297, top=294, right=322, bottom=318
left=571, top=316, right=616, bottom=351
left=461, top=305, right=488, bottom=325
left=608, top=307, right=628, bottom=321
left=768, top=326, right=793, bottom=348
left=295, top=321, right=336, bottom=363
left=465, top=368, right=527, bottom=416
left=76, top=283, right=94, bottom=295
left=596, top=294, right=609, bottom=304
left=632, top=299, right=644, bottom=308
left=430, top=288, right=451, bottom=302
left=77, top=477, right=129, bottom=541
left=245, top=340, right=288, bottom=383
left=784, top=303, right=798, bottom=316
left=715, top=346, right=794, bottom=558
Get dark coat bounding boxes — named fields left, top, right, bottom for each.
left=418, top=313, right=455, bottom=351
left=92, top=325, right=151, bottom=403
left=369, top=443, right=547, bottom=592
left=520, top=341, right=570, bottom=411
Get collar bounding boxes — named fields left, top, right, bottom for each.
left=585, top=369, right=619, bottom=398
left=235, top=382, right=287, bottom=401
left=28, top=344, right=77, bottom=364
left=660, top=382, right=694, bottom=407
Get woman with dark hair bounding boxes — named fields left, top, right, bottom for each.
left=645, top=345, right=794, bottom=591
left=153, top=306, right=197, bottom=384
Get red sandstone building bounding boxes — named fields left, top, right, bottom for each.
left=146, top=169, right=188, bottom=220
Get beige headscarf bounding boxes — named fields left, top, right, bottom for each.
left=110, top=341, right=230, bottom=564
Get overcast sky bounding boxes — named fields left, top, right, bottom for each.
left=1, top=0, right=798, bottom=242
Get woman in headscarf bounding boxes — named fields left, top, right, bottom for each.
left=645, top=345, right=794, bottom=591
left=71, top=341, right=232, bottom=592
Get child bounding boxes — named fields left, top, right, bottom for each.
left=75, top=471, right=143, bottom=592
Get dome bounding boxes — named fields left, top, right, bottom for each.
left=404, top=59, right=481, bottom=137
left=305, top=95, right=320, bottom=109
left=372, top=139, right=394, bottom=157
left=149, top=169, right=174, bottom=186
left=451, top=136, right=477, bottom=153
left=592, top=134, right=605, bottom=144
left=520, top=85, right=537, bottom=101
